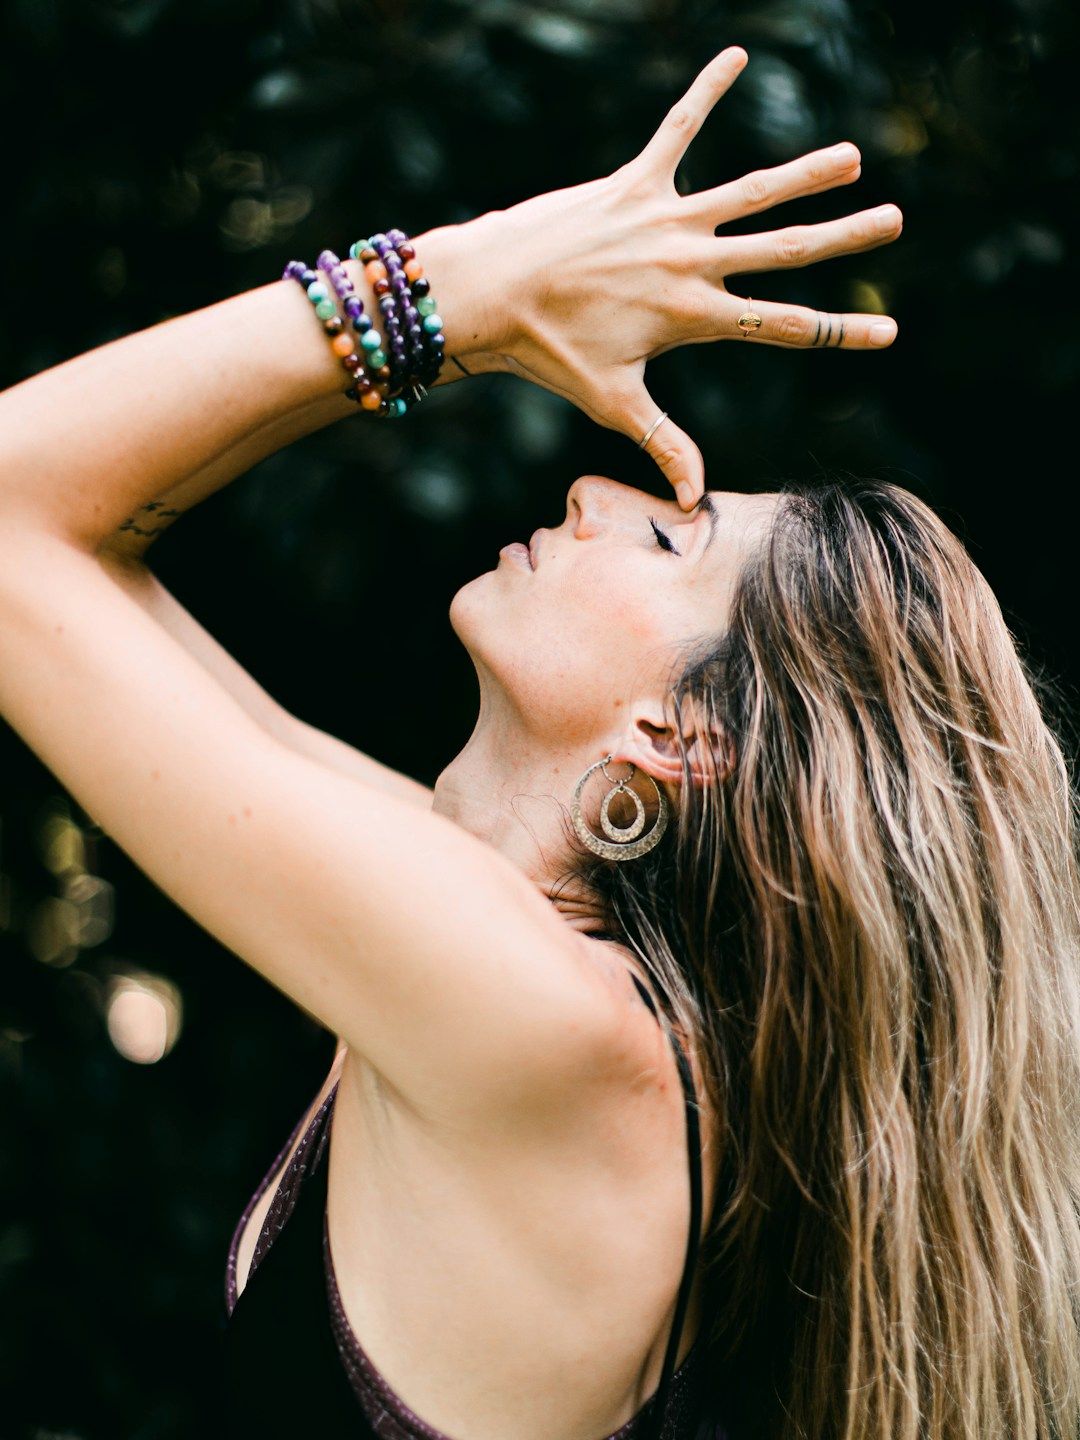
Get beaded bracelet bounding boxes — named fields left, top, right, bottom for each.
left=284, top=230, right=449, bottom=418
left=350, top=230, right=446, bottom=396
left=380, top=229, right=445, bottom=385
left=282, top=258, right=402, bottom=417
left=353, top=234, right=412, bottom=393
left=316, top=248, right=410, bottom=417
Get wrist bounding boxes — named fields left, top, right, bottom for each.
left=335, top=214, right=519, bottom=397
left=409, top=214, right=518, bottom=377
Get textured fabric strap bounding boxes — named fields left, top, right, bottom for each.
left=216, top=1089, right=378, bottom=1437
left=628, top=970, right=705, bottom=1440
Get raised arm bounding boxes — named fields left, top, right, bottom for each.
left=4, top=226, right=488, bottom=811
left=0, top=210, right=611, bottom=1117
left=95, top=391, right=436, bottom=809
left=0, top=217, right=504, bottom=550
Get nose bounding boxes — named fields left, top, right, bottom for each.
left=564, top=474, right=637, bottom=536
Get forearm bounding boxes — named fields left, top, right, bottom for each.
left=95, top=548, right=433, bottom=808
left=97, top=393, right=346, bottom=560
left=98, top=260, right=496, bottom=561
left=0, top=217, right=508, bottom=551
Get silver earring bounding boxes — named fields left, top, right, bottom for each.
left=570, top=754, right=669, bottom=862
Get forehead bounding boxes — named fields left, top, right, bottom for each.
left=702, top=488, right=780, bottom=555
left=708, top=488, right=780, bottom=519
left=674, top=490, right=779, bottom=620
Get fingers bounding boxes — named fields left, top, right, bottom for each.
left=708, top=296, right=898, bottom=349
left=609, top=388, right=705, bottom=510
left=719, top=203, right=903, bottom=276
left=684, top=141, right=862, bottom=228
left=631, top=47, right=748, bottom=182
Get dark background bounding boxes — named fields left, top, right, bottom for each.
left=0, top=1, right=1075, bottom=1436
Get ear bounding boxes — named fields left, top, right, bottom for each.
left=619, top=698, right=734, bottom=789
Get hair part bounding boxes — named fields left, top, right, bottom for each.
left=557, top=476, right=1080, bottom=1440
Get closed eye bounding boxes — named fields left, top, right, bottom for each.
left=648, top=516, right=681, bottom=555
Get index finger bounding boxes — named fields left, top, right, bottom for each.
left=631, top=47, right=749, bottom=182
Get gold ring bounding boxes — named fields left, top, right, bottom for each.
left=737, top=299, right=763, bottom=337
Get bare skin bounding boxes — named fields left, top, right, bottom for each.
left=230, top=1003, right=724, bottom=1440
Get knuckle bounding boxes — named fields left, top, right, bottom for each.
left=670, top=279, right=716, bottom=331
left=740, top=171, right=770, bottom=207
left=778, top=312, right=811, bottom=344
left=667, top=104, right=696, bottom=134
left=777, top=229, right=808, bottom=265
left=613, top=160, right=671, bottom=207
left=612, top=162, right=654, bottom=202
left=805, top=159, right=828, bottom=186
left=608, top=159, right=637, bottom=190
left=650, top=436, right=682, bottom=471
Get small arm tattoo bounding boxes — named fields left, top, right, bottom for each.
left=115, top=499, right=185, bottom=539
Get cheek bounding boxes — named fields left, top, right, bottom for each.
left=544, top=556, right=677, bottom=665
left=553, top=550, right=649, bottom=614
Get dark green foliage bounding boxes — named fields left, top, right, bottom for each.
left=0, top=1, right=1076, bottom=1434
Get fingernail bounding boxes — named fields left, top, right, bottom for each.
left=676, top=482, right=694, bottom=509
left=831, top=142, right=859, bottom=164
left=869, top=320, right=897, bottom=346
left=876, top=204, right=901, bottom=232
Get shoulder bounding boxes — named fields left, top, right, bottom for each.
left=562, top=935, right=682, bottom=1097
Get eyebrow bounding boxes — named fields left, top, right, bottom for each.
left=693, top=492, right=718, bottom=560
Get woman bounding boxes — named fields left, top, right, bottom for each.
left=2, top=42, right=1079, bottom=1440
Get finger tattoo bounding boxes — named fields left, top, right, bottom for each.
left=812, top=313, right=838, bottom=349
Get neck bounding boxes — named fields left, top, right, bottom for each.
left=432, top=693, right=607, bottom=936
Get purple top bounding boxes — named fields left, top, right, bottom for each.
left=224, top=1080, right=710, bottom=1440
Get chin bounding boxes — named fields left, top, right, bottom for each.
left=449, top=573, right=537, bottom=687
left=448, top=572, right=491, bottom=646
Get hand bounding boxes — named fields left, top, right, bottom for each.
left=475, top=47, right=902, bottom=509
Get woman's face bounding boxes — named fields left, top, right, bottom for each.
left=450, top=476, right=779, bottom=747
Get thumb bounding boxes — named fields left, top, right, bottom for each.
left=613, top=385, right=705, bottom=511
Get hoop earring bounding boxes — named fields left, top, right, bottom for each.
left=570, top=754, right=669, bottom=862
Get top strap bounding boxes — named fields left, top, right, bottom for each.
left=627, top=970, right=704, bottom=1439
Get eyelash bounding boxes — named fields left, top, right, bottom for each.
left=648, top=516, right=680, bottom=555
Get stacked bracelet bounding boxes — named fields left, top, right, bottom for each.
left=282, top=228, right=449, bottom=420
left=352, top=229, right=445, bottom=396
left=282, top=257, right=398, bottom=417
left=354, top=233, right=411, bottom=393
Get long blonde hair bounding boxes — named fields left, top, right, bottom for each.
left=562, top=478, right=1080, bottom=1439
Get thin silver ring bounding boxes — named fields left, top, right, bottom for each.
left=638, top=411, right=670, bottom=449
